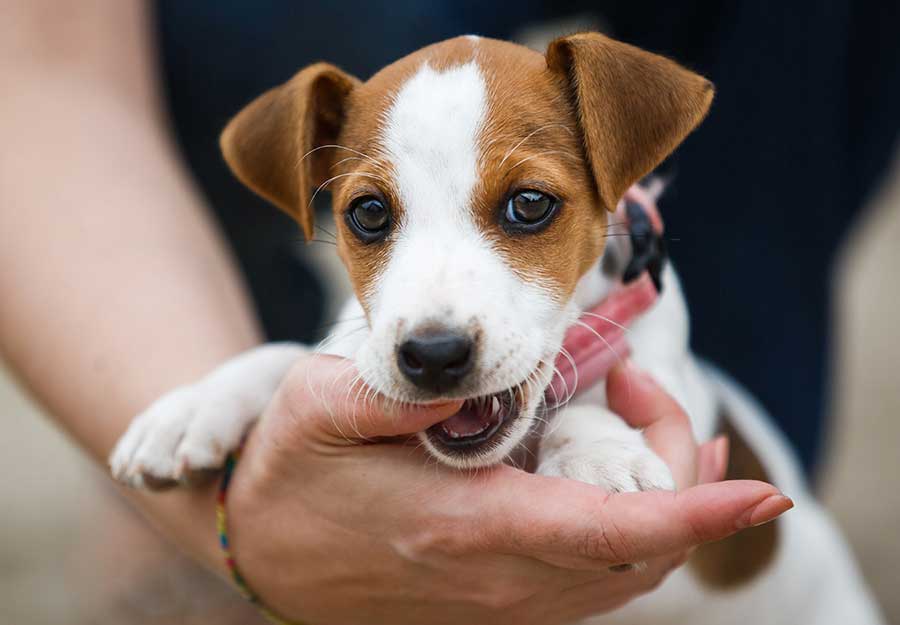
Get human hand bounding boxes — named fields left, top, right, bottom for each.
left=224, top=355, right=790, bottom=625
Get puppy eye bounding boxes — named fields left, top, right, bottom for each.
left=347, top=196, right=391, bottom=242
left=504, top=189, right=558, bottom=230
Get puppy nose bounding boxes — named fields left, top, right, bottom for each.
left=397, top=330, right=474, bottom=393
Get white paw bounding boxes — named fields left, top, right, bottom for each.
left=109, top=380, right=264, bottom=488
left=108, top=343, right=304, bottom=489
left=537, top=439, right=675, bottom=493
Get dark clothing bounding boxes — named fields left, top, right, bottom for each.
left=155, top=1, right=900, bottom=474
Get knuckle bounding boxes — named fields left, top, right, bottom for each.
left=473, top=584, right=533, bottom=610
left=404, top=523, right=474, bottom=559
left=579, top=527, right=615, bottom=562
left=578, top=516, right=630, bottom=564
left=664, top=407, right=691, bottom=429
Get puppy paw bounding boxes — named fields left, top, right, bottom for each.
left=109, top=385, right=203, bottom=489
left=109, top=381, right=256, bottom=489
left=537, top=439, right=675, bottom=494
left=109, top=343, right=303, bottom=490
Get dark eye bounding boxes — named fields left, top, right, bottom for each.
left=504, top=189, right=559, bottom=231
left=346, top=196, right=390, bottom=242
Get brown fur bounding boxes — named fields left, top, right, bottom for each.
left=471, top=38, right=605, bottom=299
left=546, top=33, right=715, bottom=213
left=220, top=62, right=359, bottom=240
left=690, top=415, right=780, bottom=588
left=220, top=34, right=713, bottom=310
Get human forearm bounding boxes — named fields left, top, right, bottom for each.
left=0, top=1, right=260, bottom=460
left=0, top=88, right=260, bottom=456
left=0, top=0, right=260, bottom=571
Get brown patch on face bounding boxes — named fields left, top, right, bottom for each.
left=449, top=34, right=711, bottom=305
left=470, top=38, right=607, bottom=302
left=689, top=415, right=780, bottom=588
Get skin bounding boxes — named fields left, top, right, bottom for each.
left=0, top=2, right=791, bottom=623
left=229, top=358, right=790, bottom=624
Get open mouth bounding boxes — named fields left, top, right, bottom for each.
left=426, top=387, right=523, bottom=452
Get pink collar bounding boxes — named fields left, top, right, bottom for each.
left=546, top=186, right=663, bottom=406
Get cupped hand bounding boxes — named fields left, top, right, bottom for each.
left=226, top=355, right=791, bottom=625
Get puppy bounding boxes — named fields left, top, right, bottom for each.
left=110, top=34, right=884, bottom=624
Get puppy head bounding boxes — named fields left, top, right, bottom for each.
left=221, top=34, right=712, bottom=467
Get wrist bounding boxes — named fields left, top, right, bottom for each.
left=126, top=479, right=229, bottom=580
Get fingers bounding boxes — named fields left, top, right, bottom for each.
left=697, top=435, right=729, bottom=484
left=606, top=362, right=697, bottom=489
left=550, top=277, right=657, bottom=404
left=478, top=468, right=791, bottom=569
left=274, top=354, right=462, bottom=441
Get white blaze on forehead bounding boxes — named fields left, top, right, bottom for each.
left=354, top=56, right=575, bottom=466
left=381, top=60, right=486, bottom=228
left=357, top=57, right=567, bottom=407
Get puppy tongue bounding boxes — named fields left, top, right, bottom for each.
left=441, top=398, right=497, bottom=438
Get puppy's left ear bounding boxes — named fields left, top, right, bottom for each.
left=547, top=33, right=713, bottom=211
left=220, top=63, right=360, bottom=240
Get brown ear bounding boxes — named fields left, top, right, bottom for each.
left=220, top=63, right=359, bottom=239
left=547, top=33, right=714, bottom=211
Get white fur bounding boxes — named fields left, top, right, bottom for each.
left=355, top=61, right=569, bottom=466
left=538, top=404, right=675, bottom=493
left=109, top=343, right=304, bottom=485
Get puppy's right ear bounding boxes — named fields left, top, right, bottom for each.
left=546, top=33, right=713, bottom=213
left=220, top=63, right=359, bottom=240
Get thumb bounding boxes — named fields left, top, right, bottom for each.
left=274, top=353, right=462, bottom=441
left=479, top=468, right=792, bottom=569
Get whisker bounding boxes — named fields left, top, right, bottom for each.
left=299, top=144, right=382, bottom=168
left=505, top=150, right=577, bottom=172
left=307, top=172, right=389, bottom=211
left=314, top=314, right=368, bottom=332
left=573, top=320, right=625, bottom=368
left=313, top=324, right=369, bottom=357
left=557, top=346, right=579, bottom=403
left=315, top=224, right=337, bottom=240
left=292, top=235, right=339, bottom=246
left=497, top=123, right=574, bottom=170
left=329, top=155, right=380, bottom=170
left=579, top=311, right=629, bottom=333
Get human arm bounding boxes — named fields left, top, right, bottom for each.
left=0, top=0, right=259, bottom=570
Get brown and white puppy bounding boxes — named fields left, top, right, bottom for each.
left=110, top=34, right=884, bottom=624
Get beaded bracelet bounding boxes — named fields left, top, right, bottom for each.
left=216, top=450, right=301, bottom=625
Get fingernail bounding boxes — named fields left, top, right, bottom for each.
left=737, top=494, right=794, bottom=529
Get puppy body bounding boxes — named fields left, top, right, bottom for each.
left=109, top=35, right=884, bottom=623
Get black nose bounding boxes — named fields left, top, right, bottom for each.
left=397, top=331, right=474, bottom=393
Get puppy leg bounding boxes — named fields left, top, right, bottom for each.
left=536, top=405, right=675, bottom=493
left=109, top=342, right=305, bottom=489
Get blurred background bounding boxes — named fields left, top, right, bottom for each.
left=2, top=1, right=899, bottom=623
